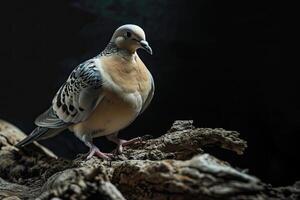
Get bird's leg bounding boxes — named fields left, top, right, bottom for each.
left=106, top=132, right=141, bottom=154
left=82, top=135, right=113, bottom=160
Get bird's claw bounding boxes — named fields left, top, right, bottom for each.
left=122, top=137, right=142, bottom=146
left=111, top=137, right=142, bottom=154
left=86, top=146, right=113, bottom=160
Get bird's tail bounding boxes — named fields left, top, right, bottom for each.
left=15, top=126, right=50, bottom=148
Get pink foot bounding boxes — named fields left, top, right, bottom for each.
left=114, top=137, right=142, bottom=154
left=122, top=137, right=142, bottom=146
left=87, top=145, right=113, bottom=160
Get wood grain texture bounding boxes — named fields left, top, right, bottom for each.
left=0, top=120, right=299, bottom=200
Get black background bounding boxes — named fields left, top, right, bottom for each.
left=1, top=0, right=294, bottom=186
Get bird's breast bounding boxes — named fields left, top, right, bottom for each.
left=76, top=91, right=141, bottom=136
left=71, top=54, right=152, bottom=137
left=99, top=54, right=151, bottom=97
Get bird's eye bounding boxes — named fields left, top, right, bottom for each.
left=126, top=31, right=131, bottom=38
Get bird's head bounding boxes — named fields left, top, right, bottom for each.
left=110, top=24, right=152, bottom=55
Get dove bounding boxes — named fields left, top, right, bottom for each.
left=16, top=24, right=154, bottom=160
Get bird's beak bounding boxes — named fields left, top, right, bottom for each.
left=140, top=40, right=153, bottom=55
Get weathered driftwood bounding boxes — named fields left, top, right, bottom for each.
left=0, top=119, right=299, bottom=200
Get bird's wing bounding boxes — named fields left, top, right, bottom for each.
left=35, top=58, right=104, bottom=128
left=140, top=72, right=155, bottom=114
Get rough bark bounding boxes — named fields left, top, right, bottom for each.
left=0, top=119, right=299, bottom=200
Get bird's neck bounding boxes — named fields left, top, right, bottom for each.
left=100, top=42, right=136, bottom=60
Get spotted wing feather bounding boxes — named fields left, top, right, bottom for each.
left=35, top=59, right=103, bottom=127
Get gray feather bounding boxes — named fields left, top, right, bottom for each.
left=37, top=58, right=103, bottom=128
left=16, top=127, right=65, bottom=147
left=16, top=127, right=48, bottom=147
left=35, top=107, right=70, bottom=128
left=140, top=73, right=155, bottom=114
left=16, top=58, right=105, bottom=148
left=38, top=127, right=66, bottom=140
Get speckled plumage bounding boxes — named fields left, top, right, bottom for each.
left=16, top=24, right=154, bottom=159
